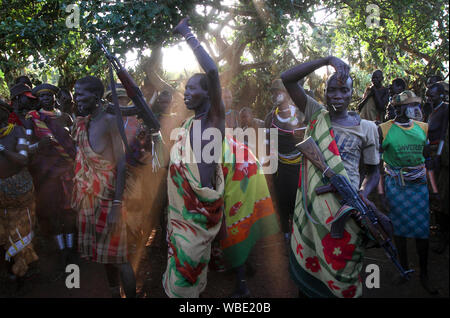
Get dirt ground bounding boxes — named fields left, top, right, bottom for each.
left=0, top=221, right=448, bottom=299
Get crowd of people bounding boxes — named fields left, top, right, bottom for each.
left=0, top=17, right=448, bottom=298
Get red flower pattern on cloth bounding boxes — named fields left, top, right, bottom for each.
left=305, top=256, right=321, bottom=273
left=232, top=161, right=258, bottom=181
left=229, top=201, right=243, bottom=217
left=327, top=280, right=341, bottom=291
left=342, top=285, right=357, bottom=298
left=309, top=119, right=317, bottom=131
left=322, top=230, right=356, bottom=271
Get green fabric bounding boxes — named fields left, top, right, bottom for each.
left=290, top=101, right=366, bottom=298
left=382, top=122, right=427, bottom=167
left=220, top=135, right=279, bottom=268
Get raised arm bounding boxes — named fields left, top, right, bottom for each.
left=280, top=56, right=350, bottom=114
left=173, top=18, right=224, bottom=123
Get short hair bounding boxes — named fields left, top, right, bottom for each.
left=239, top=107, right=253, bottom=116
left=429, top=82, right=446, bottom=95
left=75, top=76, right=104, bottom=98
left=326, top=73, right=353, bottom=89
left=372, top=69, right=383, bottom=76
left=392, top=78, right=406, bottom=90
left=190, top=73, right=209, bottom=92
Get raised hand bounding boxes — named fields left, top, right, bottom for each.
left=173, top=17, right=191, bottom=36
left=328, top=56, right=350, bottom=84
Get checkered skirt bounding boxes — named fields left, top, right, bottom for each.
left=385, top=175, right=429, bottom=239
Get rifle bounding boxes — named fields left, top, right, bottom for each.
left=96, top=36, right=160, bottom=132
left=296, top=136, right=414, bottom=279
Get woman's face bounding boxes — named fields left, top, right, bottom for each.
left=184, top=76, right=208, bottom=110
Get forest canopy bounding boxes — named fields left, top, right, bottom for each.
left=0, top=0, right=448, bottom=116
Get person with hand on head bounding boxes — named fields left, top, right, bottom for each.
left=280, top=55, right=381, bottom=298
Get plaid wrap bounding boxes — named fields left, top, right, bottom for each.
left=71, top=116, right=128, bottom=264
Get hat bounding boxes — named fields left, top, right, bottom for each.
left=9, top=83, right=37, bottom=100
left=32, top=83, right=59, bottom=96
left=14, top=75, right=33, bottom=88
left=392, top=90, right=422, bottom=106
left=270, top=79, right=287, bottom=92
left=104, top=83, right=128, bottom=99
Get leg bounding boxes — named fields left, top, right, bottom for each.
left=117, top=263, right=136, bottom=298
left=105, top=264, right=121, bottom=298
left=416, top=238, right=438, bottom=295
left=394, top=236, right=408, bottom=270
left=393, top=236, right=409, bottom=284
left=231, top=265, right=250, bottom=298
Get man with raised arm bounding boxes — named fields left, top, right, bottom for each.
left=163, top=17, right=226, bottom=298
left=280, top=56, right=380, bottom=298
left=72, top=76, right=136, bottom=298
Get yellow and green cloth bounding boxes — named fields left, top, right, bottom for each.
left=289, top=108, right=366, bottom=298
left=220, top=135, right=279, bottom=269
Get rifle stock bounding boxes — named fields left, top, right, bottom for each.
left=296, top=137, right=335, bottom=179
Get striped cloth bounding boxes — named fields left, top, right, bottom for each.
left=290, top=107, right=366, bottom=298
left=71, top=116, right=128, bottom=264
left=26, top=109, right=73, bottom=163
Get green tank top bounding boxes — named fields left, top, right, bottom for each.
left=380, top=120, right=428, bottom=167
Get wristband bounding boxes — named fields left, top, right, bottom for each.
left=19, top=150, right=28, bottom=157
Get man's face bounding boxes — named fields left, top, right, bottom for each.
left=390, top=82, right=404, bottom=96
left=271, top=90, right=288, bottom=106
left=240, top=111, right=252, bottom=127
left=153, top=93, right=172, bottom=114
left=38, top=91, right=55, bottom=110
left=74, top=83, right=99, bottom=116
left=325, top=77, right=353, bottom=112
left=371, top=71, right=383, bottom=88
left=184, top=76, right=208, bottom=110
left=17, top=94, right=35, bottom=114
left=425, top=86, right=442, bottom=106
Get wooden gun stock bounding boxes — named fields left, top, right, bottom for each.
left=296, top=137, right=335, bottom=179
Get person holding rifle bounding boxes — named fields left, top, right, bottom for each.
left=280, top=56, right=381, bottom=298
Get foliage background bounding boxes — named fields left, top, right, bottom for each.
left=0, top=0, right=448, bottom=117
